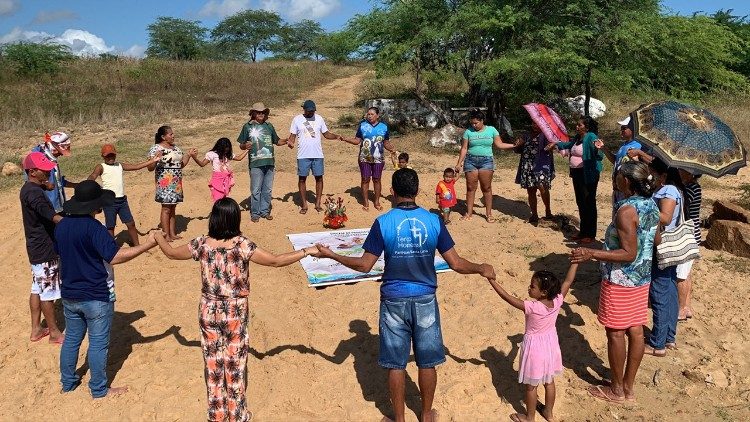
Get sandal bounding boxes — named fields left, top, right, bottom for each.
left=314, top=206, right=324, bottom=213
left=528, top=215, right=539, bottom=224
left=588, top=385, right=626, bottom=404
left=666, top=342, right=677, bottom=350
left=644, top=345, right=667, bottom=357
left=264, top=215, right=274, bottom=221
left=486, top=215, right=497, bottom=223
left=374, top=204, right=383, bottom=211
left=299, top=208, right=308, bottom=214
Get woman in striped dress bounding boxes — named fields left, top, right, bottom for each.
left=570, top=161, right=660, bottom=403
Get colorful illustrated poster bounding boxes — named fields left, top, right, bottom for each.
left=287, top=228, right=451, bottom=287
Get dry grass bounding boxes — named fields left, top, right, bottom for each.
left=0, top=59, right=362, bottom=144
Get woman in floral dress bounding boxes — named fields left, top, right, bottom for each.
left=515, top=121, right=556, bottom=223
left=155, top=198, right=320, bottom=422
left=148, top=125, right=196, bottom=241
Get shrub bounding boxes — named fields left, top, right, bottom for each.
left=1, top=41, right=73, bottom=77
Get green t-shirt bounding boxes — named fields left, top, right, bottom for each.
left=463, top=126, right=499, bottom=157
left=237, top=121, right=280, bottom=168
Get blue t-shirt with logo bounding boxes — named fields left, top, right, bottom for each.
left=54, top=215, right=120, bottom=302
left=355, top=120, right=390, bottom=164
left=614, top=140, right=642, bottom=170
left=363, top=205, right=455, bottom=299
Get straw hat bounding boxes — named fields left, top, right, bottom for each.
left=250, top=102, right=270, bottom=114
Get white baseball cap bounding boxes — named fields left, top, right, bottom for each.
left=617, top=116, right=631, bottom=127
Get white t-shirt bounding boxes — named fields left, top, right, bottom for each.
left=205, top=151, right=231, bottom=172
left=290, top=114, right=328, bottom=159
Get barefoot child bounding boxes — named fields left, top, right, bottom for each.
left=154, top=198, right=320, bottom=421
left=191, top=137, right=248, bottom=202
left=88, top=144, right=161, bottom=246
left=436, top=167, right=458, bottom=224
left=488, top=263, right=578, bottom=422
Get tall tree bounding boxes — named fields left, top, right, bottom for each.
left=316, top=29, right=359, bottom=64
left=210, top=9, right=283, bottom=62
left=271, top=20, right=325, bottom=60
left=146, top=17, right=207, bottom=60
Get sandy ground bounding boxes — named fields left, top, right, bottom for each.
left=1, top=72, right=749, bottom=421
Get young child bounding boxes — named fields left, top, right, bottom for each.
left=192, top=137, right=248, bottom=201
left=488, top=263, right=578, bottom=422
left=435, top=167, right=458, bottom=224
left=392, top=151, right=410, bottom=169
left=88, top=144, right=161, bottom=246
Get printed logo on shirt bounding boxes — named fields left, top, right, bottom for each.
left=395, top=217, right=429, bottom=253
left=302, top=120, right=317, bottom=138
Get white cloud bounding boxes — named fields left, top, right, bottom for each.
left=32, top=10, right=79, bottom=24
left=122, top=44, right=146, bottom=58
left=199, top=0, right=251, bottom=18
left=0, top=27, right=115, bottom=57
left=0, top=0, right=19, bottom=17
left=260, top=0, right=340, bottom=21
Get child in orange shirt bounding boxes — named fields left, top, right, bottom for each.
left=435, top=167, right=458, bottom=224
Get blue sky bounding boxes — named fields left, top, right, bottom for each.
left=0, top=0, right=747, bottom=57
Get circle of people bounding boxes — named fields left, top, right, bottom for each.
left=19, top=100, right=702, bottom=422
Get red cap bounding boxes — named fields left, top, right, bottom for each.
left=101, top=144, right=117, bottom=156
left=23, top=151, right=56, bottom=171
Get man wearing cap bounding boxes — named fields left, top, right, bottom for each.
left=55, top=180, right=158, bottom=398
left=30, top=131, right=78, bottom=212
left=287, top=99, right=342, bottom=213
left=20, top=151, right=65, bottom=344
left=237, top=102, right=287, bottom=222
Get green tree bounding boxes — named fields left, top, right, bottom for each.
left=271, top=20, right=325, bottom=60
left=210, top=9, right=282, bottom=62
left=712, top=9, right=750, bottom=79
left=1, top=41, right=73, bottom=77
left=146, top=17, right=207, bottom=60
left=316, top=29, right=359, bottom=64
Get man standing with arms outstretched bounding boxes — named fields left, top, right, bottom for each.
left=316, top=168, right=496, bottom=422
left=287, top=99, right=342, bottom=213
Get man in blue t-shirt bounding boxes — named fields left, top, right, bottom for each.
left=54, top=180, right=157, bottom=398
left=316, top=168, right=495, bottom=422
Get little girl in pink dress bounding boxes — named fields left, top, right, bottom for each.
left=192, top=137, right=248, bottom=201
left=488, top=263, right=578, bottom=422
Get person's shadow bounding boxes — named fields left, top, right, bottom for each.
left=446, top=335, right=526, bottom=414
left=75, top=310, right=176, bottom=384
left=174, top=214, right=208, bottom=234
left=309, top=320, right=422, bottom=420
left=281, top=190, right=316, bottom=208
left=172, top=326, right=316, bottom=360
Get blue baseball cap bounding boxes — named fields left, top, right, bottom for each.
left=302, top=100, right=316, bottom=111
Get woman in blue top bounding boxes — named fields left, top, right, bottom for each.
left=645, top=159, right=683, bottom=357
left=454, top=110, right=515, bottom=222
left=555, top=116, right=603, bottom=243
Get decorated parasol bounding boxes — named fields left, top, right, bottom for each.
left=631, top=101, right=746, bottom=177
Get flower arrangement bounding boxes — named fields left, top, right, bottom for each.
left=323, top=195, right=348, bottom=229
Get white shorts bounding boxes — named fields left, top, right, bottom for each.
left=676, top=259, right=694, bottom=280
left=30, top=259, right=62, bottom=301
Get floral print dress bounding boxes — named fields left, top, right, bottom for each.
left=148, top=144, right=184, bottom=204
left=189, top=235, right=257, bottom=422
left=515, top=132, right=555, bottom=189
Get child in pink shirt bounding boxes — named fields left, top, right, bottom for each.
left=192, top=138, right=248, bottom=201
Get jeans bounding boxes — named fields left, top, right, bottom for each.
left=250, top=165, right=275, bottom=218
left=378, top=294, right=445, bottom=369
left=571, top=167, right=599, bottom=238
left=463, top=154, right=495, bottom=172
left=648, top=265, right=678, bottom=349
left=60, top=299, right=114, bottom=398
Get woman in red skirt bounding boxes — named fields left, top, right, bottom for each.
left=570, top=161, right=660, bottom=404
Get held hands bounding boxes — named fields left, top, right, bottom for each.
left=188, top=148, right=198, bottom=157
left=544, top=142, right=557, bottom=152
left=480, top=263, right=496, bottom=282
left=302, top=246, right=321, bottom=258
left=314, top=243, right=336, bottom=259
left=593, top=139, right=605, bottom=150
left=570, top=247, right=593, bottom=263
left=626, top=149, right=641, bottom=160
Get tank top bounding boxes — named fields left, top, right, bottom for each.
left=101, top=162, right=125, bottom=198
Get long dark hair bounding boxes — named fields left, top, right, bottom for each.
left=154, top=125, right=171, bottom=144
left=210, top=137, right=233, bottom=161
left=208, top=198, right=242, bottom=240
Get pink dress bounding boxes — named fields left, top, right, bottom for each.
left=518, top=294, right=564, bottom=385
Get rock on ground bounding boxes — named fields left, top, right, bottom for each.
left=704, top=219, right=750, bottom=257
left=428, top=124, right=462, bottom=148
left=1, top=162, right=21, bottom=177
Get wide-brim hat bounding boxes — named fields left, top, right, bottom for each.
left=63, top=180, right=115, bottom=215
left=47, top=131, right=71, bottom=156
left=250, top=102, right=270, bottom=113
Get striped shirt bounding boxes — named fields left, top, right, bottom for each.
left=683, top=182, right=702, bottom=242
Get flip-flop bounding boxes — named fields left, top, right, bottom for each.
left=315, top=206, right=324, bottom=213
left=264, top=215, right=274, bottom=220
left=374, top=204, right=383, bottom=211
left=362, top=206, right=370, bottom=211
left=299, top=208, right=308, bottom=214
left=459, top=215, right=472, bottom=221
left=588, top=385, right=626, bottom=404
left=30, top=327, right=50, bottom=342
left=486, top=216, right=497, bottom=223
left=644, top=345, right=666, bottom=357
left=49, top=335, right=64, bottom=345
left=509, top=413, right=525, bottom=422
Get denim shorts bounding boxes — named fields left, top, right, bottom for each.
left=463, top=154, right=495, bottom=172
left=379, top=294, right=446, bottom=369
left=297, top=158, right=324, bottom=177
left=103, top=196, right=134, bottom=229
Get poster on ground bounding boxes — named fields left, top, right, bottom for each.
left=287, top=228, right=451, bottom=287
